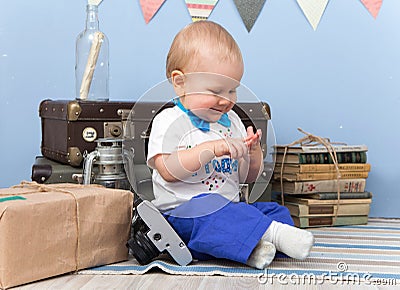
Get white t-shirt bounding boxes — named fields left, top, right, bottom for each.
left=147, top=106, right=247, bottom=212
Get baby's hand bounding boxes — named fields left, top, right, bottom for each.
left=244, top=127, right=262, bottom=149
left=213, top=137, right=248, bottom=160
left=212, top=127, right=262, bottom=160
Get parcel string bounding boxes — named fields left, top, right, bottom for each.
left=11, top=181, right=102, bottom=271
left=279, top=128, right=343, bottom=225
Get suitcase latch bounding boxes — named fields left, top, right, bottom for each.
left=104, top=122, right=123, bottom=138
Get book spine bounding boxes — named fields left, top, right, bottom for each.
left=298, top=163, right=371, bottom=173
left=290, top=179, right=366, bottom=194
left=301, top=145, right=368, bottom=153
left=313, top=192, right=372, bottom=200
left=299, top=152, right=367, bottom=164
left=293, top=215, right=369, bottom=228
left=292, top=204, right=335, bottom=216
left=274, top=145, right=368, bottom=154
left=288, top=203, right=371, bottom=217
left=275, top=171, right=369, bottom=181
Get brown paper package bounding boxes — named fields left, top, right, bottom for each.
left=0, top=182, right=133, bottom=289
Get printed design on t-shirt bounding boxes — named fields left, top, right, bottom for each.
left=202, top=173, right=224, bottom=191
left=202, top=157, right=239, bottom=190
left=180, top=124, right=240, bottom=186
left=218, top=128, right=233, bottom=138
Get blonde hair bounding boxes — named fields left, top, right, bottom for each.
left=166, top=21, right=243, bottom=79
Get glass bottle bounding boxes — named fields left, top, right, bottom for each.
left=75, top=4, right=109, bottom=101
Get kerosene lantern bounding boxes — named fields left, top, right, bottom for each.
left=82, top=138, right=131, bottom=190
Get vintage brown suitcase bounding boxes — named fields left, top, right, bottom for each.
left=124, top=101, right=272, bottom=203
left=31, top=156, right=82, bottom=184
left=39, top=99, right=135, bottom=166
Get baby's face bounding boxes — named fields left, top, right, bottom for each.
left=180, top=54, right=244, bottom=123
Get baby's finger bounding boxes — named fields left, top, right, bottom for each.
left=232, top=138, right=247, bottom=159
left=244, top=127, right=261, bottom=142
left=246, top=126, right=255, bottom=136
left=238, top=139, right=248, bottom=158
left=227, top=140, right=238, bottom=158
left=256, top=129, right=262, bottom=140
left=244, top=133, right=259, bottom=148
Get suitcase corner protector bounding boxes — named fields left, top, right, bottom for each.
left=68, top=147, right=83, bottom=167
left=67, top=101, right=82, bottom=121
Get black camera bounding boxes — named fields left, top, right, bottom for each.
left=126, top=200, right=192, bottom=266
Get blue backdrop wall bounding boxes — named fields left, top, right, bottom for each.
left=1, top=0, right=399, bottom=217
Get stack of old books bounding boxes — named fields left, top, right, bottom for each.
left=271, top=144, right=372, bottom=228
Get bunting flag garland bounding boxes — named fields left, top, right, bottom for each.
left=233, top=0, right=266, bottom=32
left=185, top=0, right=219, bottom=22
left=139, top=0, right=167, bottom=24
left=296, top=0, right=329, bottom=31
left=138, top=0, right=385, bottom=32
left=360, top=0, right=383, bottom=19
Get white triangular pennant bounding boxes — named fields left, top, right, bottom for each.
left=296, top=0, right=329, bottom=31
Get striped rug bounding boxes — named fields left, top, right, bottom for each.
left=79, top=218, right=400, bottom=284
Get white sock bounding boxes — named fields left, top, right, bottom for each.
left=261, top=221, right=314, bottom=260
left=246, top=240, right=276, bottom=269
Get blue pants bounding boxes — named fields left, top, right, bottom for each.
left=164, top=193, right=293, bottom=264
